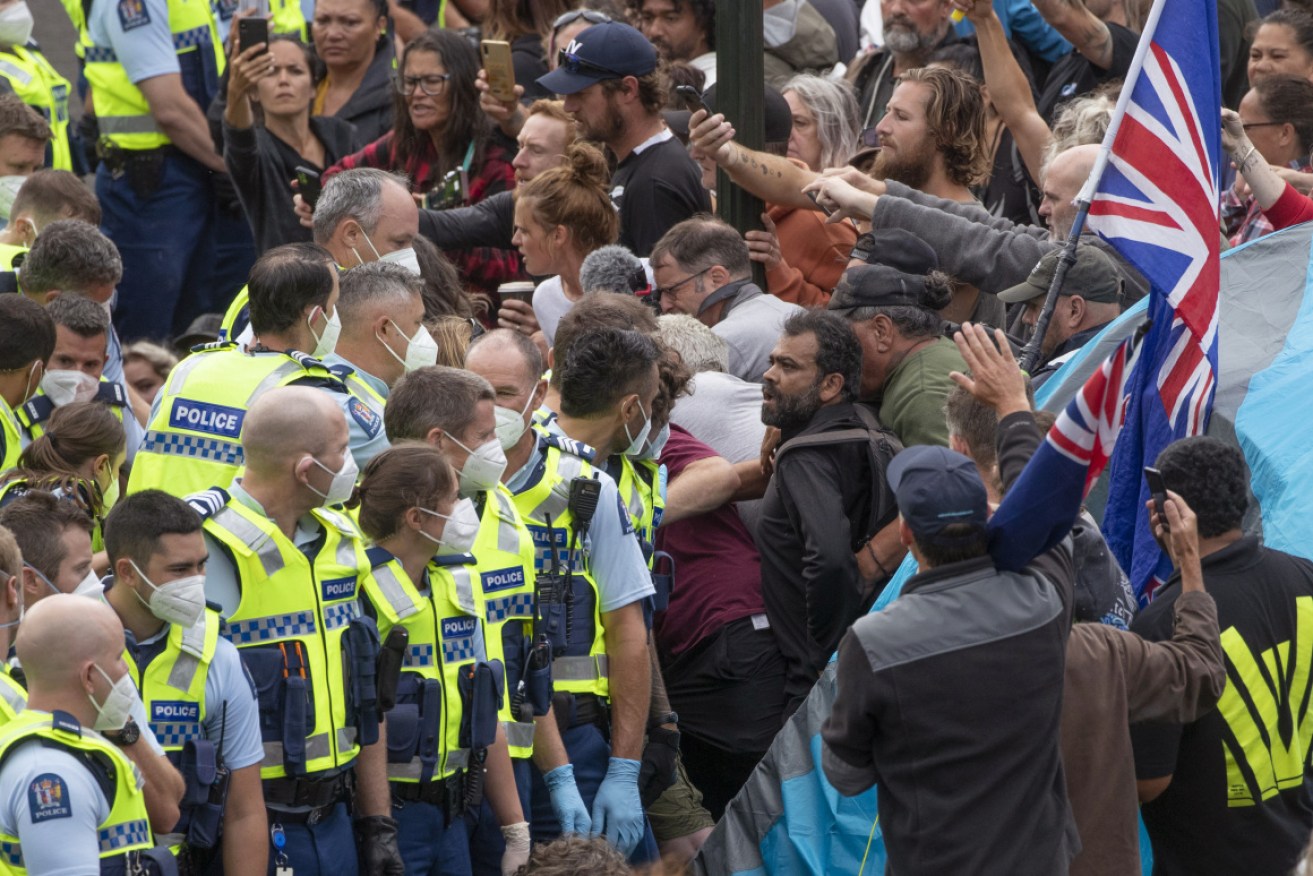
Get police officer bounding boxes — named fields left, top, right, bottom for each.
left=128, top=243, right=361, bottom=498
left=0, top=524, right=26, bottom=724
left=353, top=443, right=531, bottom=876
left=483, top=327, right=659, bottom=859
left=382, top=366, right=546, bottom=872
left=0, top=295, right=52, bottom=473
left=103, top=490, right=268, bottom=873
left=0, top=0, right=74, bottom=171
left=220, top=169, right=421, bottom=346
left=74, top=0, right=241, bottom=341
left=15, top=296, right=130, bottom=444
left=322, top=262, right=437, bottom=470
left=0, top=169, right=102, bottom=269
left=0, top=595, right=177, bottom=873
left=188, top=387, right=402, bottom=875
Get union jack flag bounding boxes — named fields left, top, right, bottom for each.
left=1086, top=0, right=1222, bottom=600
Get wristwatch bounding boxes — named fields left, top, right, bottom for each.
left=105, top=717, right=140, bottom=746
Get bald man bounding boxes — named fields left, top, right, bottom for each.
left=186, top=387, right=402, bottom=876
left=0, top=596, right=175, bottom=873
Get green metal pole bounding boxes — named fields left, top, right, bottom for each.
left=714, top=0, right=766, bottom=288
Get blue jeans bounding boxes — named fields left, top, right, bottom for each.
left=529, top=721, right=658, bottom=864
left=466, top=758, right=533, bottom=875
left=265, top=803, right=359, bottom=876
left=96, top=151, right=227, bottom=342
left=394, top=797, right=472, bottom=876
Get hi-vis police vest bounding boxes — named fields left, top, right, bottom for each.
left=78, top=0, right=224, bottom=152
left=0, top=710, right=155, bottom=872
left=0, top=396, right=23, bottom=474
left=129, top=345, right=347, bottom=499
left=0, top=45, right=72, bottom=170
left=269, top=0, right=306, bottom=38
left=471, top=486, right=537, bottom=760
left=362, top=549, right=487, bottom=785
left=218, top=286, right=249, bottom=343
left=191, top=490, right=372, bottom=779
left=509, top=433, right=609, bottom=700
left=0, top=668, right=25, bottom=727
left=16, top=380, right=129, bottom=444
left=616, top=457, right=664, bottom=560
left=124, top=611, right=219, bottom=754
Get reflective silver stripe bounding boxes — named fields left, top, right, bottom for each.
left=179, top=617, right=209, bottom=658
left=370, top=564, right=418, bottom=620
left=166, top=619, right=209, bottom=690
left=447, top=748, right=470, bottom=770
left=335, top=535, right=356, bottom=567
left=162, top=347, right=212, bottom=396
left=387, top=761, right=425, bottom=780
left=450, top=566, right=477, bottom=615
left=526, top=453, right=584, bottom=523
left=0, top=60, right=32, bottom=85
left=552, top=654, right=608, bottom=681
left=211, top=506, right=286, bottom=578
left=386, top=745, right=469, bottom=780
left=97, top=114, right=162, bottom=134
left=0, top=680, right=24, bottom=712
left=492, top=490, right=522, bottom=554
left=246, top=359, right=307, bottom=406
left=503, top=720, right=535, bottom=751
left=338, top=725, right=357, bottom=753
left=262, top=732, right=331, bottom=766
left=624, top=479, right=643, bottom=522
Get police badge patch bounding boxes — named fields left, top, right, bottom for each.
left=117, top=0, right=151, bottom=31
left=28, top=774, right=71, bottom=822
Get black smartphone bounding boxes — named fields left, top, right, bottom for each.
left=674, top=84, right=708, bottom=115
left=1144, top=466, right=1169, bottom=531
left=806, top=189, right=834, bottom=216
left=295, top=165, right=321, bottom=207
left=237, top=16, right=268, bottom=54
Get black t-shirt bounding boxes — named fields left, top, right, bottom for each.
left=976, top=128, right=1042, bottom=228
left=1130, top=537, right=1313, bottom=875
left=611, top=133, right=711, bottom=257
left=1037, top=22, right=1140, bottom=122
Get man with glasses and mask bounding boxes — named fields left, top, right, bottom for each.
left=537, top=20, right=709, bottom=257
left=650, top=217, right=801, bottom=383
left=129, top=244, right=356, bottom=498
left=189, top=386, right=401, bottom=876
left=103, top=490, right=267, bottom=874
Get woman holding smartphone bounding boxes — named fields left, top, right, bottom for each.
left=224, top=33, right=362, bottom=252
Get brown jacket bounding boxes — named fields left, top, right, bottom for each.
left=1063, top=591, right=1225, bottom=875
left=764, top=201, right=856, bottom=308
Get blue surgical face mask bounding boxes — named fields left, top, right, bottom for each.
left=622, top=400, right=652, bottom=458
left=637, top=422, right=671, bottom=461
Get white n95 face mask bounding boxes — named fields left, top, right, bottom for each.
left=448, top=435, right=508, bottom=495
left=73, top=569, right=105, bottom=600
left=419, top=499, right=481, bottom=555
left=378, top=246, right=422, bottom=276
left=494, top=392, right=535, bottom=451
left=308, top=306, right=341, bottom=359
left=41, top=369, right=100, bottom=407
left=378, top=320, right=438, bottom=373
left=88, top=664, right=138, bottom=733
left=308, top=452, right=359, bottom=505
left=129, top=560, right=205, bottom=628
left=0, top=2, right=34, bottom=48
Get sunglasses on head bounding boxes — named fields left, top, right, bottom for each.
left=556, top=49, right=626, bottom=80
left=551, top=9, right=611, bottom=32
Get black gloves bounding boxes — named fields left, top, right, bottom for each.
left=354, top=814, right=404, bottom=875
left=638, top=724, right=681, bottom=808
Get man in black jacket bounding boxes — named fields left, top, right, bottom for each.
left=821, top=323, right=1078, bottom=875
left=756, top=309, right=900, bottom=716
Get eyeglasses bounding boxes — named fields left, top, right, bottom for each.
left=395, top=73, right=451, bottom=96
left=653, top=266, right=712, bottom=302
left=556, top=49, right=626, bottom=81
left=551, top=9, right=611, bottom=33
left=1241, top=121, right=1283, bottom=130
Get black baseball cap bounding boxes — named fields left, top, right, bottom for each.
left=887, top=445, right=989, bottom=545
left=537, top=21, right=658, bottom=96
left=998, top=243, right=1124, bottom=305
left=848, top=228, right=939, bottom=272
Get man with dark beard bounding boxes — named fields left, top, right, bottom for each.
left=537, top=21, right=710, bottom=256
left=755, top=310, right=902, bottom=718
left=848, top=0, right=958, bottom=141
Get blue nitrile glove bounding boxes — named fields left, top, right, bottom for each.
left=590, top=757, right=644, bottom=856
left=543, top=764, right=592, bottom=835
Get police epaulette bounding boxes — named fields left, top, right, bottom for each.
left=365, top=545, right=393, bottom=569
left=541, top=433, right=596, bottom=462
left=432, top=553, right=476, bottom=567
left=289, top=350, right=329, bottom=370
left=185, top=488, right=231, bottom=520
left=94, top=381, right=128, bottom=407
left=326, top=363, right=356, bottom=379
left=192, top=340, right=238, bottom=354
left=204, top=600, right=223, bottom=614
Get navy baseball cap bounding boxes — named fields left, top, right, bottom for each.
left=537, top=21, right=659, bottom=96
left=887, top=445, right=989, bottom=545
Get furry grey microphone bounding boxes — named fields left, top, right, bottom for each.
left=580, top=245, right=648, bottom=296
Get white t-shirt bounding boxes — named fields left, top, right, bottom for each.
left=670, top=371, right=768, bottom=533
left=532, top=276, right=573, bottom=348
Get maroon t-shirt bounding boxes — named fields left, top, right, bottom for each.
left=653, top=424, right=765, bottom=656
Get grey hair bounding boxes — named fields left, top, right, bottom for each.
left=656, top=313, right=729, bottom=374
left=19, top=219, right=123, bottom=294
left=312, top=168, right=411, bottom=245
left=1043, top=90, right=1116, bottom=177
left=336, top=261, right=424, bottom=325
left=580, top=245, right=645, bottom=295
left=782, top=74, right=861, bottom=169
